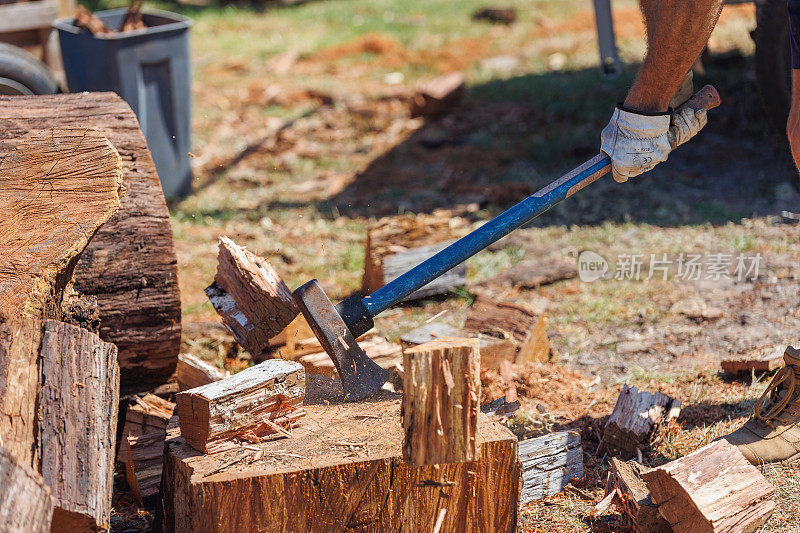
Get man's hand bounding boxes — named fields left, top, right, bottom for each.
left=600, top=105, right=708, bottom=183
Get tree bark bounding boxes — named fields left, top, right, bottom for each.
left=0, top=447, right=54, bottom=533
left=161, top=397, right=520, bottom=533
left=176, top=360, right=306, bottom=454
left=402, top=338, right=481, bottom=465
left=641, top=440, right=775, bottom=533
left=206, top=237, right=299, bottom=360
left=0, top=93, right=182, bottom=393
left=38, top=320, right=119, bottom=533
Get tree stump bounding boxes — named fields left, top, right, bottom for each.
left=0, top=93, right=182, bottom=393
left=519, top=431, right=583, bottom=504
left=641, top=440, right=775, bottom=533
left=402, top=337, right=481, bottom=465
left=601, top=385, right=681, bottom=458
left=0, top=447, right=54, bottom=533
left=205, top=237, right=299, bottom=360
left=176, top=360, right=306, bottom=454
left=161, top=393, right=520, bottom=533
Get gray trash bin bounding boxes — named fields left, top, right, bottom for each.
left=54, top=9, right=193, bottom=199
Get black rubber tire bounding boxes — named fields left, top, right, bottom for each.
left=754, top=0, right=792, bottom=134
left=0, top=43, right=58, bottom=96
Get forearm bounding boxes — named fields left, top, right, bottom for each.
left=625, top=0, right=724, bottom=113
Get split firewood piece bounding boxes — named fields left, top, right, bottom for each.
left=721, top=344, right=785, bottom=375
left=73, top=5, right=112, bottom=35
left=119, top=0, right=146, bottom=32
left=37, top=320, right=119, bottom=533
left=0, top=127, right=123, bottom=317
left=0, top=127, right=122, bottom=467
left=176, top=359, right=306, bottom=454
left=125, top=431, right=167, bottom=504
left=0, top=447, right=55, bottom=533
left=464, top=296, right=549, bottom=365
left=206, top=237, right=299, bottom=360
left=601, top=385, right=681, bottom=459
left=298, top=336, right=403, bottom=378
left=641, top=440, right=775, bottom=533
left=603, top=458, right=670, bottom=533
left=519, top=431, right=583, bottom=504
left=161, top=396, right=521, bottom=532
left=402, top=338, right=481, bottom=465
left=362, top=213, right=470, bottom=301
left=175, top=353, right=229, bottom=391
left=117, top=394, right=175, bottom=463
left=410, top=72, right=466, bottom=117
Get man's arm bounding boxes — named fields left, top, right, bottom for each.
left=600, top=0, right=724, bottom=182
left=627, top=0, right=725, bottom=113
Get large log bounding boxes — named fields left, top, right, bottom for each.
left=38, top=320, right=119, bottom=532
left=0, top=128, right=123, bottom=466
left=0, top=93, right=182, bottom=393
left=161, top=392, right=520, bottom=532
left=519, top=431, right=583, bottom=504
left=402, top=337, right=480, bottom=465
left=176, top=360, right=306, bottom=454
left=641, top=440, right=775, bottom=533
left=0, top=447, right=55, bottom=533
left=205, top=237, right=299, bottom=360
left=601, top=385, right=681, bottom=458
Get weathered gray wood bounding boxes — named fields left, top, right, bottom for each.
left=0, top=447, right=54, bottom=533
left=38, top=320, right=119, bottom=532
left=642, top=440, right=775, bottom=533
left=519, top=430, right=583, bottom=504
left=602, top=385, right=681, bottom=458
left=176, top=359, right=306, bottom=454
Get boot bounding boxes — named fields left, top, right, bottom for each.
left=722, top=346, right=800, bottom=465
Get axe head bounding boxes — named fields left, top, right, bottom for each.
left=292, top=279, right=389, bottom=402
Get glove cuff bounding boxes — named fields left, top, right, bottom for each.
left=616, top=102, right=672, bottom=117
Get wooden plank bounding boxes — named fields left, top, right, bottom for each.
left=601, top=385, right=681, bottom=459
left=161, top=395, right=520, bottom=532
left=0, top=0, right=59, bottom=33
left=176, top=360, right=306, bottom=454
left=0, top=447, right=54, bottom=533
left=206, top=237, right=299, bottom=360
left=402, top=338, right=480, bottom=465
left=519, top=431, right=583, bottom=504
left=642, top=440, right=775, bottom=533
left=37, top=320, right=119, bottom=532
left=175, top=353, right=229, bottom=392
left=0, top=94, right=183, bottom=393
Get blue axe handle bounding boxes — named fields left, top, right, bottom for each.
left=358, top=85, right=721, bottom=319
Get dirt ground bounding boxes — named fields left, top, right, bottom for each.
left=99, top=0, right=800, bottom=530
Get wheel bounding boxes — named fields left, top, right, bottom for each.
left=0, top=43, right=58, bottom=96
left=753, top=0, right=792, bottom=134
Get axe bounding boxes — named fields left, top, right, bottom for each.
left=294, top=85, right=721, bottom=401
